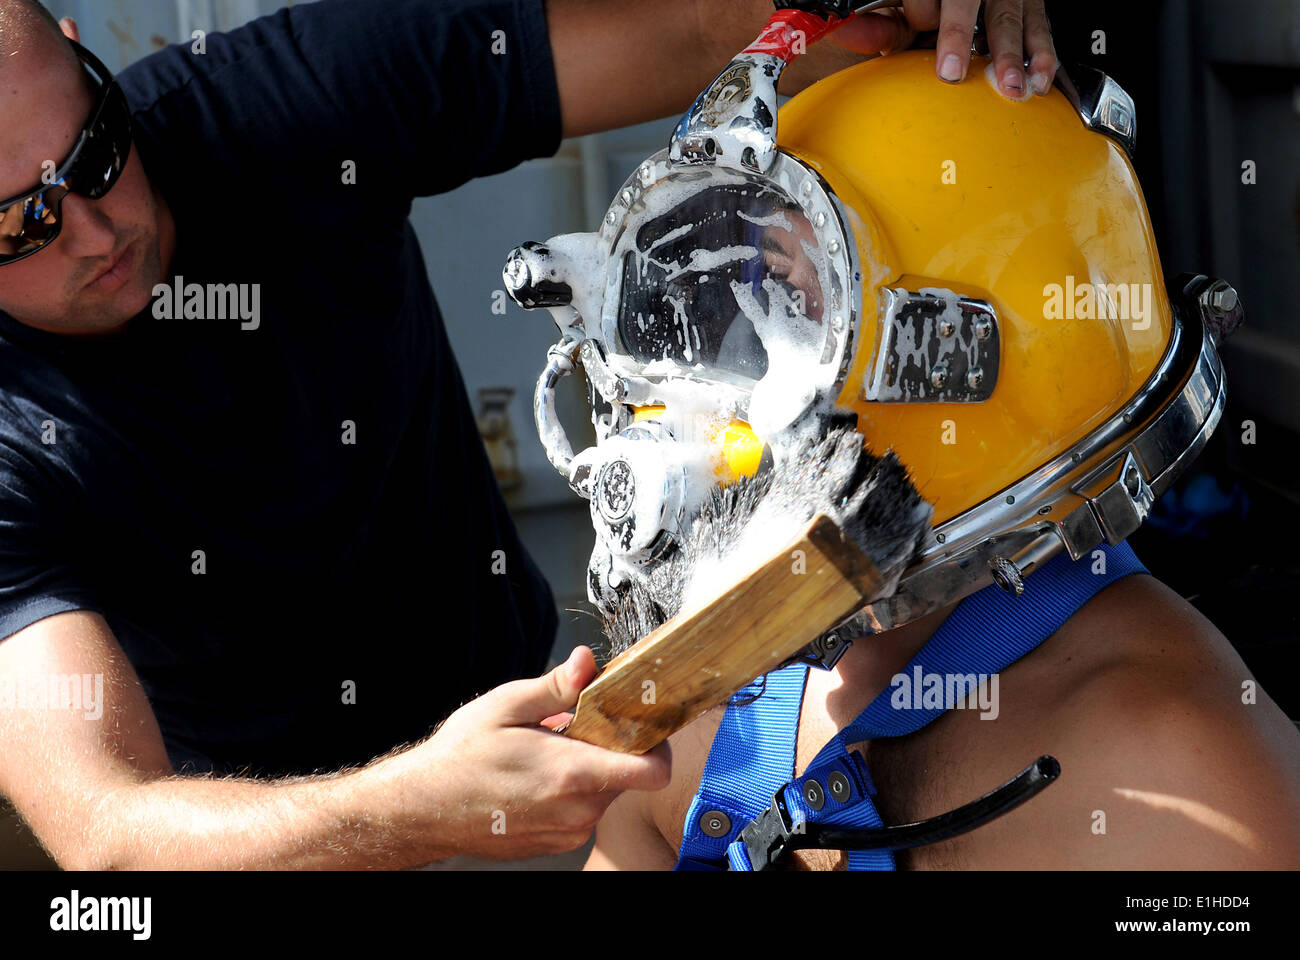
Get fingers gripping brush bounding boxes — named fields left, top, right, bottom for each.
left=562, top=418, right=933, bottom=754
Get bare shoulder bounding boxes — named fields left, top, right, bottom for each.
left=954, top=572, right=1300, bottom=868
left=585, top=705, right=723, bottom=870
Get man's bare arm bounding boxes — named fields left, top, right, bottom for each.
left=0, top=611, right=668, bottom=870
left=547, top=0, right=868, bottom=139
left=547, top=1, right=1061, bottom=140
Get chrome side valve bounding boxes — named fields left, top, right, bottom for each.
left=503, top=241, right=574, bottom=309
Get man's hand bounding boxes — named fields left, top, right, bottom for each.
left=382, top=646, right=671, bottom=861
left=830, top=1, right=1058, bottom=99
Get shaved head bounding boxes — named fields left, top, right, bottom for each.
left=0, top=0, right=73, bottom=61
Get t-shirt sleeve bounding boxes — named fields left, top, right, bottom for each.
left=117, top=0, right=564, bottom=201
left=0, top=442, right=101, bottom=642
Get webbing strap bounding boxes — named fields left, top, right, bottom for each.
left=677, top=666, right=808, bottom=869
left=675, top=540, right=1149, bottom=871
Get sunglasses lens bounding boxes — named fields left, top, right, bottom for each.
left=68, top=85, right=131, bottom=201
left=0, top=184, right=69, bottom=260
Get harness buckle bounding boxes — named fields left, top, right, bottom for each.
left=735, top=786, right=802, bottom=870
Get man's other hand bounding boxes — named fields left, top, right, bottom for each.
left=830, top=0, right=1058, bottom=99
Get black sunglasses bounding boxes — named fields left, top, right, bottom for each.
left=0, top=40, right=133, bottom=267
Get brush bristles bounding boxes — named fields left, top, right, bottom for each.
left=600, top=422, right=933, bottom=656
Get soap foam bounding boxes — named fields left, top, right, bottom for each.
left=984, top=61, right=1032, bottom=102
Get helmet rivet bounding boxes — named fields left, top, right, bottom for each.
left=828, top=240, right=841, bottom=255
left=831, top=315, right=844, bottom=332
left=621, top=188, right=634, bottom=206
left=605, top=210, right=618, bottom=225
left=938, top=317, right=955, bottom=338
left=640, top=162, right=654, bottom=184
left=930, top=363, right=949, bottom=390
left=801, top=181, right=813, bottom=195
left=1006, top=495, right=1015, bottom=504
left=936, top=533, right=946, bottom=544
left=1037, top=505, right=1052, bottom=515
left=974, top=317, right=993, bottom=340
left=966, top=365, right=984, bottom=389
left=813, top=211, right=827, bottom=229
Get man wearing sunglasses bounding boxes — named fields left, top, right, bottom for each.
left=0, top=0, right=1057, bottom=869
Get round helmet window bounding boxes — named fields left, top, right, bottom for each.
left=615, top=174, right=830, bottom=382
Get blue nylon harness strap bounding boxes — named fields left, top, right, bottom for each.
left=676, top=666, right=809, bottom=870
left=675, top=539, right=1149, bottom=871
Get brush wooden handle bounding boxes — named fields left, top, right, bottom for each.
left=563, top=514, right=881, bottom=754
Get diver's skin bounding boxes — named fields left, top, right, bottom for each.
left=587, top=573, right=1300, bottom=869
left=0, top=0, right=1056, bottom=868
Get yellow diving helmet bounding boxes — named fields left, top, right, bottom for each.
left=503, top=4, right=1238, bottom=635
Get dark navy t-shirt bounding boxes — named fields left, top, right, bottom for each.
left=0, top=0, right=561, bottom=776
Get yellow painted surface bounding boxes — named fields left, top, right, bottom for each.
left=777, top=51, right=1171, bottom=523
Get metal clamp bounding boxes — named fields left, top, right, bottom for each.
left=1076, top=449, right=1156, bottom=545
left=781, top=627, right=855, bottom=671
